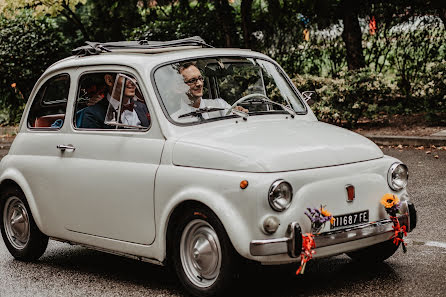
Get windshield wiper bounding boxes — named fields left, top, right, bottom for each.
left=178, top=107, right=225, bottom=119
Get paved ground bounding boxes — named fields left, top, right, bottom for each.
left=0, top=147, right=445, bottom=296
left=432, top=130, right=446, bottom=136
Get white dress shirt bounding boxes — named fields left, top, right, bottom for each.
left=107, top=94, right=141, bottom=126
left=171, top=98, right=231, bottom=122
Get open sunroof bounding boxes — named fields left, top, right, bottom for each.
left=72, top=36, right=212, bottom=56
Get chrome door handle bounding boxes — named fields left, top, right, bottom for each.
left=57, top=144, right=76, bottom=151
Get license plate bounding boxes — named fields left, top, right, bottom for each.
left=330, top=210, right=369, bottom=229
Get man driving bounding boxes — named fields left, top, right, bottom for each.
left=171, top=62, right=247, bottom=122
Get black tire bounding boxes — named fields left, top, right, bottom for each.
left=0, top=186, right=48, bottom=261
left=346, top=239, right=399, bottom=263
left=170, top=206, right=239, bottom=297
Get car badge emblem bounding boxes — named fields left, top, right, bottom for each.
left=346, top=185, right=355, bottom=202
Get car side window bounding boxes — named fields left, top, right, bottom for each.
left=27, top=74, right=70, bottom=129
left=74, top=72, right=151, bottom=130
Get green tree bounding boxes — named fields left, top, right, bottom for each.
left=303, top=0, right=366, bottom=70
left=0, top=10, right=68, bottom=124
left=128, top=1, right=239, bottom=48
left=0, top=0, right=90, bottom=40
left=79, top=0, right=144, bottom=42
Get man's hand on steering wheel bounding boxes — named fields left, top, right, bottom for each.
left=225, top=93, right=269, bottom=115
left=234, top=105, right=249, bottom=113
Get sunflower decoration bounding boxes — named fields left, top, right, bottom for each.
left=380, top=193, right=400, bottom=216
left=320, top=207, right=335, bottom=225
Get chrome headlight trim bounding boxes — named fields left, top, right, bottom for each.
left=387, top=162, right=409, bottom=191
left=268, top=179, right=293, bottom=212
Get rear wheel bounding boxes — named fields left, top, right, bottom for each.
left=0, top=186, right=48, bottom=261
left=346, top=239, right=399, bottom=263
left=171, top=206, right=238, bottom=297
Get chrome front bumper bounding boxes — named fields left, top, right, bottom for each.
left=250, top=201, right=416, bottom=257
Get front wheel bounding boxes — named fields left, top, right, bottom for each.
left=346, top=239, right=399, bottom=263
left=0, top=186, right=48, bottom=261
left=171, top=207, right=238, bottom=297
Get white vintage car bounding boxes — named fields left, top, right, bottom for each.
left=0, top=38, right=416, bottom=296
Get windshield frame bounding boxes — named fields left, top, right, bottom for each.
left=150, top=54, right=308, bottom=126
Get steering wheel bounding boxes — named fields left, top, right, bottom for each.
left=225, top=93, right=270, bottom=115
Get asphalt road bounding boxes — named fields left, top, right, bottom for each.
left=0, top=147, right=445, bottom=297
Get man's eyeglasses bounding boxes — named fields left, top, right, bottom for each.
left=184, top=76, right=204, bottom=85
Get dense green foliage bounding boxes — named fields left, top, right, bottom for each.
left=293, top=70, right=395, bottom=128
left=0, top=11, right=69, bottom=124
left=415, top=61, right=446, bottom=124
left=0, top=0, right=445, bottom=126
left=293, top=61, right=446, bottom=128
left=129, top=2, right=232, bottom=48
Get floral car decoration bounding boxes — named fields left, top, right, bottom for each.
left=381, top=193, right=408, bottom=252
left=297, top=193, right=413, bottom=275
left=0, top=37, right=417, bottom=297
left=305, top=206, right=335, bottom=234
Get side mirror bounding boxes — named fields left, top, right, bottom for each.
left=302, top=91, right=317, bottom=106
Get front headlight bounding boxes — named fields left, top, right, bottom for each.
left=268, top=180, right=293, bottom=212
left=387, top=162, right=408, bottom=191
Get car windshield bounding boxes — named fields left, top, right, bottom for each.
left=154, top=57, right=306, bottom=124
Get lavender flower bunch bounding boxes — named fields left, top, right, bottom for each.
left=305, top=208, right=332, bottom=225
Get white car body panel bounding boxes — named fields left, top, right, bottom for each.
left=172, top=117, right=383, bottom=172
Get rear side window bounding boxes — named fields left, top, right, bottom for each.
left=74, top=72, right=150, bottom=130
left=27, top=74, right=70, bottom=129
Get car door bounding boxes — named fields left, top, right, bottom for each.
left=13, top=72, right=72, bottom=234
left=56, top=68, right=164, bottom=245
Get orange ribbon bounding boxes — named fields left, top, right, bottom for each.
left=390, top=216, right=407, bottom=252
left=296, top=233, right=316, bottom=275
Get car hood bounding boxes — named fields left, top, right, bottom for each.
left=172, top=119, right=383, bottom=172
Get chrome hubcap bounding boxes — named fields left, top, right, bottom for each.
left=3, top=196, right=30, bottom=250
left=180, top=219, right=222, bottom=288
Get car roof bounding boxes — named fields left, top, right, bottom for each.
left=45, top=47, right=271, bottom=76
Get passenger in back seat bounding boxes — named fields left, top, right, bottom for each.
left=80, top=74, right=150, bottom=129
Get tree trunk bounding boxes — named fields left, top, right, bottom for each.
left=430, top=0, right=446, bottom=27
left=214, top=0, right=237, bottom=47
left=267, top=0, right=281, bottom=17
left=179, top=0, right=191, bottom=14
left=61, top=2, right=91, bottom=41
left=341, top=0, right=365, bottom=70
left=438, top=8, right=446, bottom=27
left=241, top=0, right=254, bottom=48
